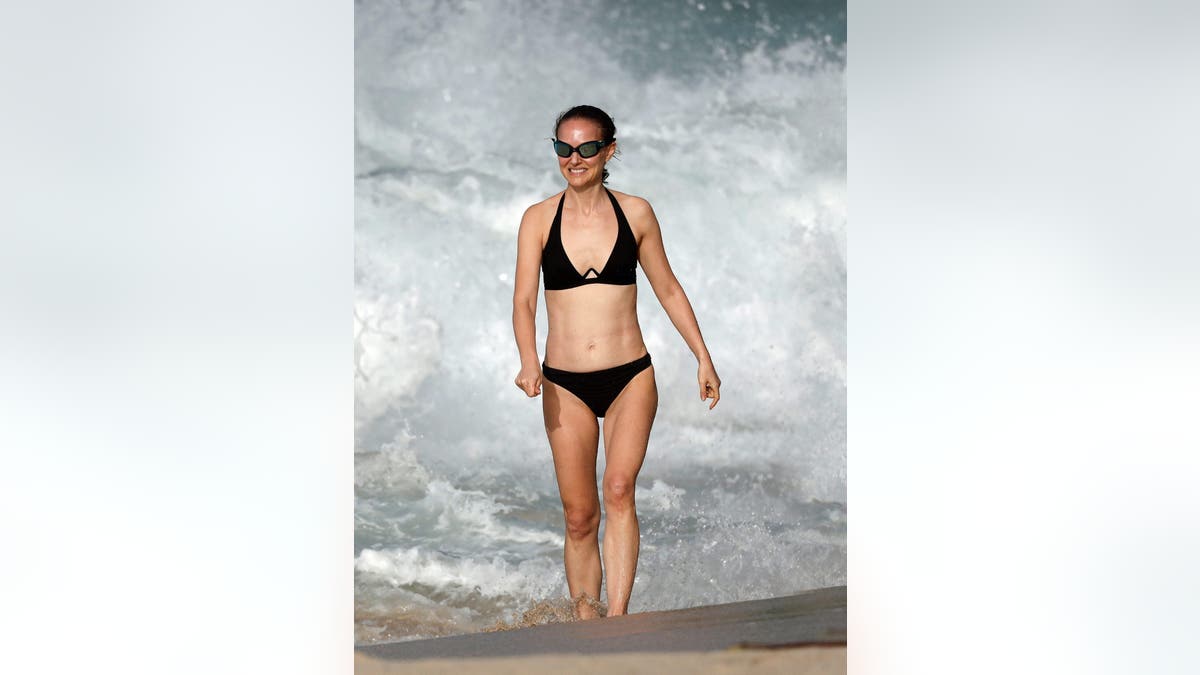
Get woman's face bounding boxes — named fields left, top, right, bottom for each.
left=555, top=118, right=615, bottom=188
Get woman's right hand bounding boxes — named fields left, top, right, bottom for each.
left=514, top=363, right=543, bottom=397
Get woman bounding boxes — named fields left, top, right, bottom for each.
left=512, top=105, right=721, bottom=619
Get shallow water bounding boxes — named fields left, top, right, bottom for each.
left=355, top=0, right=845, bottom=644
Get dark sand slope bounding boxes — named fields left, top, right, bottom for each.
left=357, top=585, right=845, bottom=673
left=355, top=646, right=846, bottom=674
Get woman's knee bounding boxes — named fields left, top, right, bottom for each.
left=563, top=503, right=600, bottom=540
left=602, top=475, right=636, bottom=510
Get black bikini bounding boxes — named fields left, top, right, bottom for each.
left=541, top=188, right=638, bottom=290
left=542, top=354, right=653, bottom=418
left=540, top=188, right=652, bottom=417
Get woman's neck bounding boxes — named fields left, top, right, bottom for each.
left=565, top=183, right=607, bottom=216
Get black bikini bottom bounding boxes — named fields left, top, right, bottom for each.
left=541, top=353, right=652, bottom=418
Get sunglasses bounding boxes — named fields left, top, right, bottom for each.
left=551, top=138, right=612, bottom=159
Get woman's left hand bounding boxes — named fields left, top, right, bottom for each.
left=698, top=361, right=721, bottom=410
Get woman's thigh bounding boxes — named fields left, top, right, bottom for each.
left=543, top=380, right=601, bottom=507
left=601, top=366, right=658, bottom=483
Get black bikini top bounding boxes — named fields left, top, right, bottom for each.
left=541, top=188, right=638, bottom=291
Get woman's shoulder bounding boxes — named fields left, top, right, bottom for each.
left=607, top=189, right=653, bottom=218
left=607, top=189, right=656, bottom=234
left=521, top=190, right=566, bottom=222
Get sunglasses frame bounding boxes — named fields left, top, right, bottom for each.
left=551, top=138, right=612, bottom=159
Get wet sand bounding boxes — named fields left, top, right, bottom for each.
left=356, top=585, right=846, bottom=674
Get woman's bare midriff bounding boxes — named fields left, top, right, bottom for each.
left=544, top=284, right=646, bottom=372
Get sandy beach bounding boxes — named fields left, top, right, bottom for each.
left=355, top=646, right=846, bottom=674
left=356, top=585, right=846, bottom=674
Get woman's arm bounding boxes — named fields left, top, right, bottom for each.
left=512, top=204, right=544, bottom=397
left=627, top=197, right=721, bottom=409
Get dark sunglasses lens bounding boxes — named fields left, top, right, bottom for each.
left=553, top=141, right=571, bottom=158
left=578, top=141, right=602, bottom=158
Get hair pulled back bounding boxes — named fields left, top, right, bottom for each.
left=554, top=105, right=617, bottom=184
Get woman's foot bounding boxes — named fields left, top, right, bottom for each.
left=572, top=592, right=605, bottom=620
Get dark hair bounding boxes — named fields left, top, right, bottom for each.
left=554, top=105, right=618, bottom=183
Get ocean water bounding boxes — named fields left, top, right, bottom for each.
left=355, top=0, right=845, bottom=644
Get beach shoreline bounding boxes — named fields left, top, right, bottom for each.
left=356, top=585, right=846, bottom=673
left=355, top=645, right=846, bottom=674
